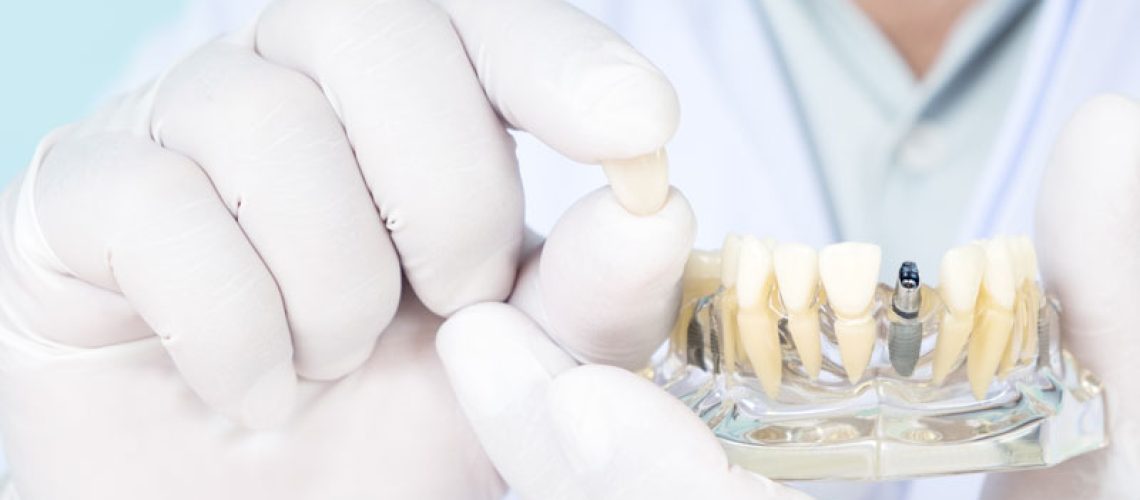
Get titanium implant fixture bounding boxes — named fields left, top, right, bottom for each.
left=888, top=261, right=922, bottom=376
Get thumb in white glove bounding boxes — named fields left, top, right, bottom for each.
left=983, top=94, right=1140, bottom=498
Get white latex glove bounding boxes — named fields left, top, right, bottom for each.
left=983, top=94, right=1140, bottom=498
left=435, top=192, right=810, bottom=497
left=0, top=0, right=679, bottom=498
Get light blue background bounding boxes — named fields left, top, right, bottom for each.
left=0, top=1, right=186, bottom=186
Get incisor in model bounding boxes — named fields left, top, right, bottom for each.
left=819, top=242, right=882, bottom=383
left=773, top=243, right=822, bottom=379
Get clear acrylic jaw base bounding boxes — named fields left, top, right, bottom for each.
left=647, top=285, right=1108, bottom=481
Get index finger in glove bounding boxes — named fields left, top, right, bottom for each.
left=435, top=0, right=680, bottom=162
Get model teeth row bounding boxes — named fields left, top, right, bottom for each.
left=679, top=235, right=1042, bottom=400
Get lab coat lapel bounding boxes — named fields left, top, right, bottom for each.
left=961, top=0, right=1140, bottom=241
left=676, top=0, right=835, bottom=247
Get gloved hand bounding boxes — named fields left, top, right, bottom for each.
left=435, top=154, right=808, bottom=498
left=0, top=0, right=681, bottom=498
left=983, top=94, right=1140, bottom=498
left=435, top=201, right=813, bottom=500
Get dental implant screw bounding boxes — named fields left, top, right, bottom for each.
left=889, top=261, right=923, bottom=377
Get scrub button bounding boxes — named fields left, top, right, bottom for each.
left=896, top=123, right=946, bottom=173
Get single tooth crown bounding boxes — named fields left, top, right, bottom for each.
left=670, top=250, right=722, bottom=367
left=939, top=244, right=985, bottom=313
left=683, top=249, right=721, bottom=282
left=1008, top=236, right=1038, bottom=285
left=600, top=148, right=670, bottom=216
left=773, top=243, right=819, bottom=311
left=720, top=234, right=743, bottom=288
left=736, top=237, right=773, bottom=308
left=819, top=242, right=881, bottom=317
left=981, top=239, right=1016, bottom=309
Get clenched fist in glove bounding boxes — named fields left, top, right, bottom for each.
left=0, top=0, right=732, bottom=498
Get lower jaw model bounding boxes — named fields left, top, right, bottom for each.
left=651, top=235, right=1107, bottom=481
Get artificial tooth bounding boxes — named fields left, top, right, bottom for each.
left=735, top=236, right=782, bottom=397
left=967, top=239, right=1017, bottom=399
left=719, top=234, right=742, bottom=372
left=1006, top=236, right=1038, bottom=284
left=932, top=243, right=985, bottom=384
left=684, top=248, right=720, bottom=283
left=601, top=148, right=670, bottom=216
left=774, top=243, right=822, bottom=378
left=670, top=250, right=722, bottom=356
left=721, top=234, right=743, bottom=288
left=819, top=242, right=881, bottom=383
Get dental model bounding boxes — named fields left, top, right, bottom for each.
left=655, top=235, right=1107, bottom=482
left=600, top=148, right=670, bottom=215
left=966, top=239, right=1018, bottom=399
left=887, top=262, right=923, bottom=376
left=735, top=236, right=782, bottom=397
left=819, top=242, right=882, bottom=383
left=673, top=236, right=1049, bottom=396
left=773, top=243, right=822, bottom=379
left=932, top=244, right=985, bottom=384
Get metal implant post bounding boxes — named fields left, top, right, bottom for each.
left=889, top=262, right=923, bottom=376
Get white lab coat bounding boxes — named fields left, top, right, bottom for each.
left=108, top=0, right=1140, bottom=499
left=520, top=0, right=1140, bottom=250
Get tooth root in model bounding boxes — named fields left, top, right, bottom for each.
left=670, top=250, right=722, bottom=357
left=774, top=243, right=822, bottom=379
left=1009, top=236, right=1041, bottom=364
left=888, top=262, right=923, bottom=377
left=601, top=148, right=670, bottom=216
left=998, top=237, right=1034, bottom=375
left=819, top=242, right=881, bottom=383
left=736, top=236, right=782, bottom=398
left=999, top=298, right=1026, bottom=376
left=719, top=234, right=743, bottom=371
left=967, top=239, right=1017, bottom=399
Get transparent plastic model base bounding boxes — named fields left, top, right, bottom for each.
left=648, top=284, right=1107, bottom=481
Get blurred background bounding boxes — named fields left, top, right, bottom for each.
left=0, top=0, right=187, bottom=185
